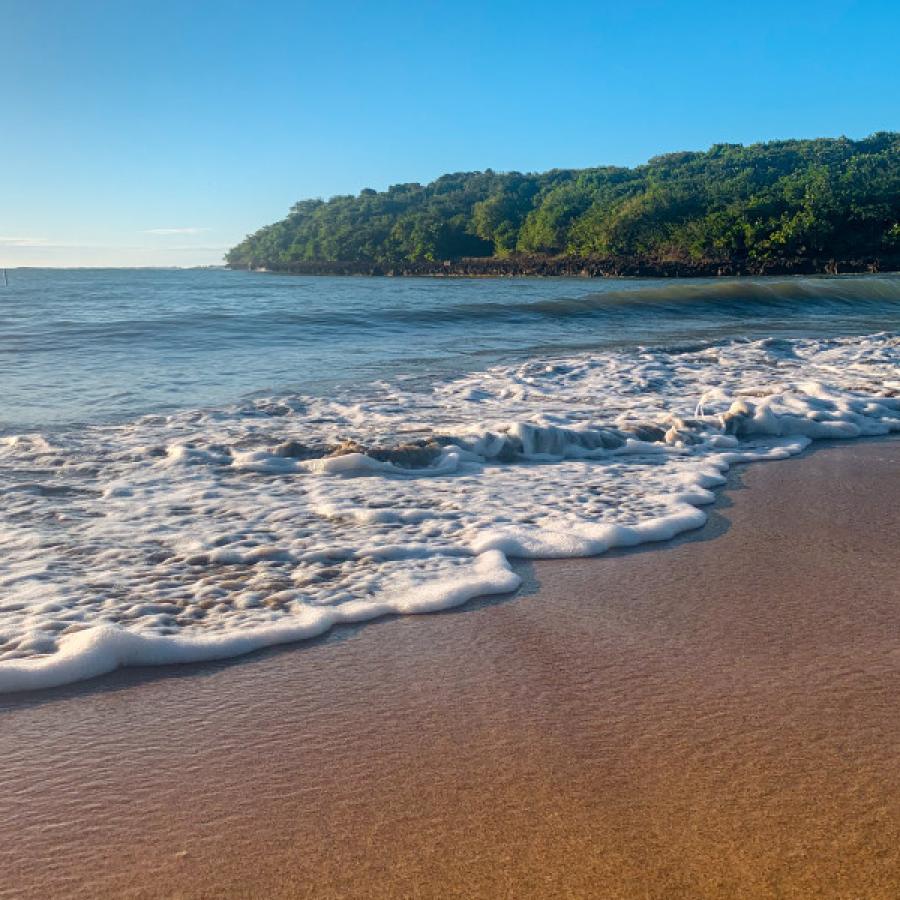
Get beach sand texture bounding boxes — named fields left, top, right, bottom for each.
left=1, top=438, right=898, bottom=899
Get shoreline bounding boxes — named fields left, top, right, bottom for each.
left=0, top=434, right=846, bottom=695
left=2, top=436, right=898, bottom=898
left=233, top=255, right=900, bottom=278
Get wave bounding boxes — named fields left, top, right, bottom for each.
left=5, top=276, right=899, bottom=355
left=0, top=331, right=898, bottom=693
left=240, top=274, right=900, bottom=329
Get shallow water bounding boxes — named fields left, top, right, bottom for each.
left=0, top=270, right=898, bottom=691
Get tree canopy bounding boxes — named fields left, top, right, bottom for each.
left=226, top=134, right=900, bottom=271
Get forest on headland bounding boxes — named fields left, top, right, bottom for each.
left=226, top=133, right=900, bottom=276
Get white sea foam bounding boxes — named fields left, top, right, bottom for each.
left=0, top=333, right=897, bottom=693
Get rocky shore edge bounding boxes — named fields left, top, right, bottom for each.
left=231, top=253, right=900, bottom=278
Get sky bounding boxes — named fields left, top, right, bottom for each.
left=2, top=0, right=898, bottom=267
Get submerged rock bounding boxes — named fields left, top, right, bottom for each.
left=273, top=440, right=327, bottom=459
left=622, top=424, right=668, bottom=443
left=366, top=441, right=443, bottom=468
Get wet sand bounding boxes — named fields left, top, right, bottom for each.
left=1, top=438, right=898, bottom=899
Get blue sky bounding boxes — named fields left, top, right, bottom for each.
left=2, top=0, right=898, bottom=266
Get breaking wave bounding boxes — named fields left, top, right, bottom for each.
left=0, top=331, right=898, bottom=693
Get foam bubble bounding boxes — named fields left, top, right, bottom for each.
left=0, top=332, right=897, bottom=692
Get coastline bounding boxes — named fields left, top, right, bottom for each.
left=2, top=437, right=898, bottom=899
left=232, top=254, right=900, bottom=278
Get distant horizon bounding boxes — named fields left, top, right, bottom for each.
left=2, top=264, right=229, bottom=271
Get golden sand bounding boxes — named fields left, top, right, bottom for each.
left=1, top=438, right=898, bottom=898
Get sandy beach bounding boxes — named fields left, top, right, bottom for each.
left=2, top=437, right=898, bottom=899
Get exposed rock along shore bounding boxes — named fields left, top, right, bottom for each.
left=232, top=253, right=900, bottom=278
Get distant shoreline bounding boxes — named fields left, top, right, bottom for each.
left=226, top=135, right=900, bottom=279
left=231, top=253, right=900, bottom=278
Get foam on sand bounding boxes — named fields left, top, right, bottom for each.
left=0, top=551, right=519, bottom=694
left=0, top=333, right=897, bottom=693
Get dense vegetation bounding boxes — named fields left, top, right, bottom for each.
left=227, top=134, right=900, bottom=275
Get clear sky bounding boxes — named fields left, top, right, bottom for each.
left=2, top=0, right=898, bottom=267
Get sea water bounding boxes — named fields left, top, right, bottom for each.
left=1, top=269, right=898, bottom=692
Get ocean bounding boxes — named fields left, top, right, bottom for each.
left=1, top=268, right=898, bottom=692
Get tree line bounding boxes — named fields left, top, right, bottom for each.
left=226, top=133, right=900, bottom=273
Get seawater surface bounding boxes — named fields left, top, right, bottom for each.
left=1, top=269, right=898, bottom=691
